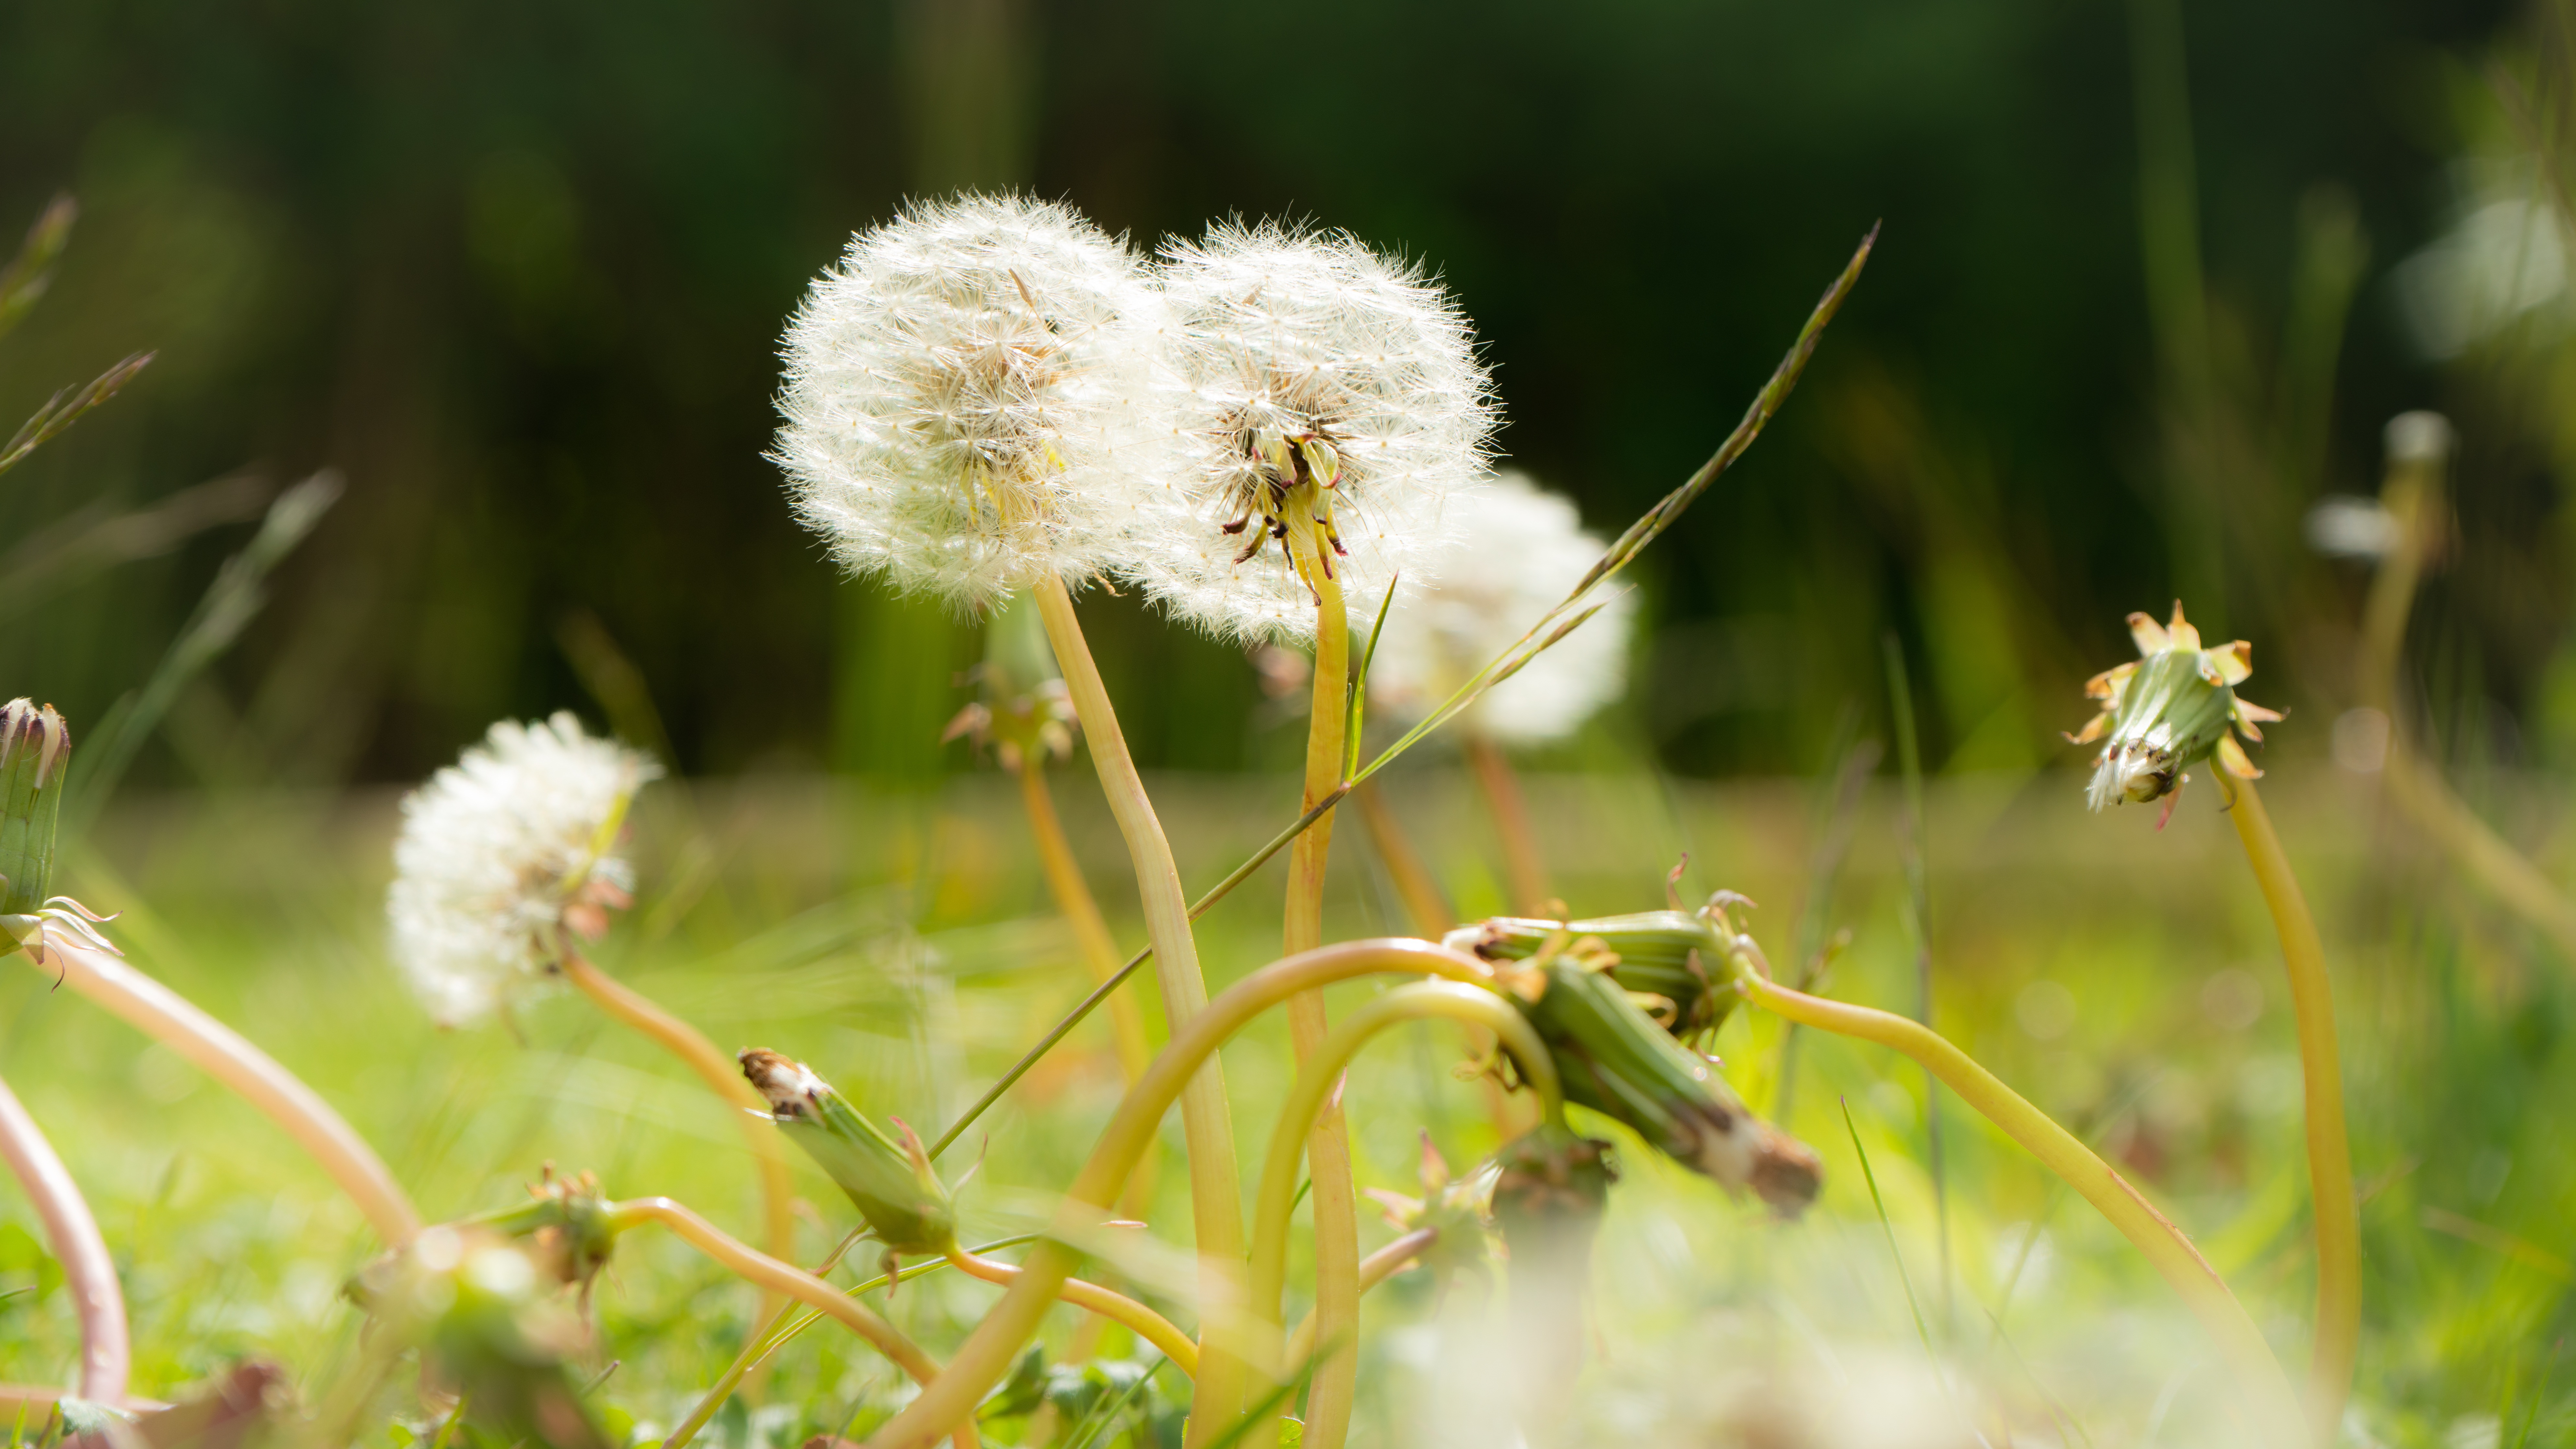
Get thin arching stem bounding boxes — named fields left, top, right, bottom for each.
left=1740, top=974, right=2306, bottom=1443
left=861, top=939, right=1494, bottom=1449
left=946, top=1247, right=1200, bottom=1375
left=0, top=1074, right=126, bottom=1404
left=38, top=942, right=420, bottom=1245
left=1245, top=983, right=1559, bottom=1413
left=561, top=954, right=798, bottom=1319
left=2215, top=774, right=2358, bottom=1443
left=605, top=1196, right=976, bottom=1449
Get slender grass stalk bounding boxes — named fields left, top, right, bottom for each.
left=1465, top=733, right=1548, bottom=914
left=1279, top=526, right=1363, bottom=1449
left=945, top=1247, right=1200, bottom=1374
left=1283, top=1226, right=1439, bottom=1372
left=927, top=231, right=1874, bottom=1163
left=1246, top=983, right=1560, bottom=1412
left=560, top=954, right=798, bottom=1317
left=0, top=1075, right=125, bottom=1405
left=604, top=1196, right=976, bottom=1449
left=1740, top=974, right=2306, bottom=1443
left=862, top=939, right=1495, bottom=1449
left=1018, top=753, right=1155, bottom=1084
left=2214, top=773, right=2358, bottom=1440
left=1031, top=571, right=1249, bottom=1436
left=37, top=941, right=420, bottom=1244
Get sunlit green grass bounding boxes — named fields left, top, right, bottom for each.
left=2, top=764, right=2569, bottom=1446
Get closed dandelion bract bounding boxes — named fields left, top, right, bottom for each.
left=1368, top=472, right=1633, bottom=744
left=388, top=713, right=659, bottom=1026
left=2071, top=602, right=2281, bottom=813
left=1129, top=220, right=1497, bottom=643
left=773, top=194, right=1171, bottom=611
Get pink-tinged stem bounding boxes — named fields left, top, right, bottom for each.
left=0, top=1074, right=127, bottom=1404
left=40, top=942, right=420, bottom=1245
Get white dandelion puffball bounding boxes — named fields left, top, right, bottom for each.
left=1127, top=220, right=1497, bottom=644
left=388, top=713, right=659, bottom=1026
left=773, top=193, right=1173, bottom=612
left=1368, top=472, right=1634, bottom=745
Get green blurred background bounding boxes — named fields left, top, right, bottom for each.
left=1, top=0, right=2553, bottom=788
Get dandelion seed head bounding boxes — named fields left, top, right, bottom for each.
left=1368, top=472, right=1632, bottom=744
left=1127, top=220, right=1497, bottom=643
left=387, top=713, right=658, bottom=1026
left=773, top=194, right=1171, bottom=612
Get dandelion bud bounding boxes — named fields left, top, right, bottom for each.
left=0, top=699, right=70, bottom=917
left=1128, top=221, right=1496, bottom=643
left=2068, top=602, right=2280, bottom=814
left=1369, top=473, right=1635, bottom=744
left=1491, top=941, right=1820, bottom=1216
left=739, top=1048, right=956, bottom=1260
left=1447, top=910, right=1731, bottom=1038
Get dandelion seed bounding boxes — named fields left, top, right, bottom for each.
left=388, top=713, right=658, bottom=1026
left=1128, top=220, right=1497, bottom=643
left=773, top=194, right=1172, bottom=612
left=1367, top=471, right=1633, bottom=744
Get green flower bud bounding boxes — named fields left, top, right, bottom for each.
left=0, top=699, right=70, bottom=917
left=2070, top=602, right=2278, bottom=813
left=1496, top=941, right=1819, bottom=1216
left=1447, top=910, right=1731, bottom=1037
left=741, top=1048, right=956, bottom=1260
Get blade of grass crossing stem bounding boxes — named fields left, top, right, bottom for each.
left=63, top=472, right=343, bottom=839
left=1344, top=576, right=1399, bottom=779
left=1884, top=634, right=1949, bottom=1329
left=2510, top=1336, right=2562, bottom=1449
left=1841, top=1097, right=1938, bottom=1358
left=1058, top=1358, right=1166, bottom=1449
left=932, top=233, right=1874, bottom=1158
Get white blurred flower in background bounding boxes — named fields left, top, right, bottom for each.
left=388, top=713, right=657, bottom=1026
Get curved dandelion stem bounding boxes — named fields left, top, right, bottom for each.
left=862, top=939, right=1494, bottom=1449
left=2214, top=774, right=2358, bottom=1442
left=1283, top=1226, right=1440, bottom=1373
left=561, top=954, right=798, bottom=1322
left=604, top=1196, right=976, bottom=1449
left=1740, top=973, right=2306, bottom=1443
left=945, top=1248, right=1200, bottom=1376
left=36, top=941, right=420, bottom=1245
left=0, top=1074, right=126, bottom=1404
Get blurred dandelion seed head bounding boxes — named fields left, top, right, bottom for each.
left=1128, top=220, right=1496, bottom=643
left=1369, top=472, right=1633, bottom=744
left=388, top=712, right=658, bottom=1026
left=773, top=194, right=1172, bottom=612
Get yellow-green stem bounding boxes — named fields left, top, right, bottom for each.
left=861, top=938, right=1493, bottom=1449
left=1465, top=732, right=1548, bottom=914
left=1742, top=974, right=2306, bottom=1443
left=563, top=955, right=798, bottom=1324
left=1284, top=1226, right=1439, bottom=1372
left=39, top=941, right=421, bottom=1245
left=2217, top=774, right=2358, bottom=1442
left=947, top=1248, right=1200, bottom=1375
left=1033, top=572, right=1249, bottom=1434
left=606, top=1197, right=976, bottom=1449
left=1282, top=531, right=1362, bottom=1449
left=1247, top=983, right=1560, bottom=1409
left=1354, top=783, right=1526, bottom=1137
